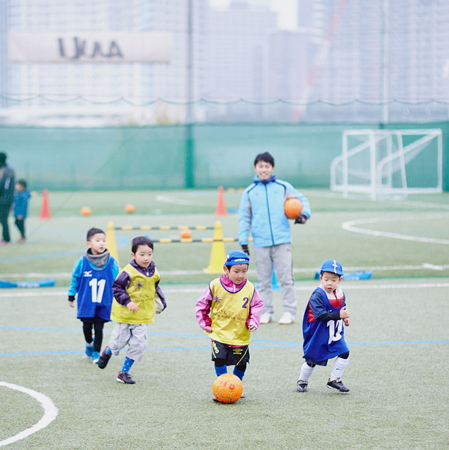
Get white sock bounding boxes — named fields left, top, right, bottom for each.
left=330, top=357, right=349, bottom=381
left=299, top=362, right=315, bottom=382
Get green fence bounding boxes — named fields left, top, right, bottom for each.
left=2, top=122, right=448, bottom=191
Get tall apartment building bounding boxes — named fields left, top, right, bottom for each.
left=205, top=1, right=277, bottom=100
left=298, top=0, right=449, bottom=122
left=0, top=2, right=7, bottom=109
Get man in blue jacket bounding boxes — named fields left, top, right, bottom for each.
left=238, top=152, right=311, bottom=325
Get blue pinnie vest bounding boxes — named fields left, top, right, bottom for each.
left=77, top=256, right=115, bottom=321
left=302, top=287, right=349, bottom=363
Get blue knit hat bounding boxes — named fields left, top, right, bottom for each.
left=224, top=250, right=250, bottom=266
left=320, top=259, right=343, bottom=276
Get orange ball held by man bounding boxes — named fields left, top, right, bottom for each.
left=284, top=198, right=303, bottom=219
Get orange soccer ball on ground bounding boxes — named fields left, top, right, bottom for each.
left=284, top=198, right=303, bottom=219
left=125, top=204, right=135, bottom=214
left=80, top=207, right=91, bottom=216
left=179, top=229, right=192, bottom=239
left=212, top=373, right=243, bottom=404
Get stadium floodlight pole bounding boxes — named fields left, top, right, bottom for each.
left=381, top=0, right=390, bottom=124
left=185, top=0, right=195, bottom=188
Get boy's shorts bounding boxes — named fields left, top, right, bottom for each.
left=211, top=340, right=250, bottom=367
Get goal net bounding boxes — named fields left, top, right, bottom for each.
left=331, top=129, right=443, bottom=200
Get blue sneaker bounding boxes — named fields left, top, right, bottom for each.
left=92, top=351, right=100, bottom=364
left=85, top=343, right=94, bottom=358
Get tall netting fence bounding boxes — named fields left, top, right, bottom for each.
left=2, top=121, right=448, bottom=191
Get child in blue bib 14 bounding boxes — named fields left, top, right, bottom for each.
left=196, top=250, right=263, bottom=399
left=297, top=259, right=351, bottom=393
left=68, top=228, right=120, bottom=364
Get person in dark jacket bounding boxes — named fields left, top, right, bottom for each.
left=14, top=179, right=31, bottom=242
left=0, top=152, right=15, bottom=245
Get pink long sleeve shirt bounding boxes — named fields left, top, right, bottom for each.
left=195, top=274, right=263, bottom=345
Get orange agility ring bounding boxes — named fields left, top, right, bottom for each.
left=212, top=373, right=243, bottom=404
left=284, top=198, right=303, bottom=219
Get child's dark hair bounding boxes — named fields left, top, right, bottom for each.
left=132, top=236, right=154, bottom=253
left=87, top=227, right=105, bottom=241
left=254, top=152, right=275, bottom=167
left=17, top=179, right=27, bottom=189
left=224, top=264, right=248, bottom=271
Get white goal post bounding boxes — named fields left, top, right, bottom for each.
left=330, top=129, right=443, bottom=200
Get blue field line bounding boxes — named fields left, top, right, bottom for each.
left=0, top=236, right=127, bottom=262
left=1, top=326, right=301, bottom=344
left=0, top=326, right=209, bottom=339
left=1, top=326, right=448, bottom=348
left=350, top=340, right=449, bottom=345
left=0, top=347, right=213, bottom=356
left=2, top=339, right=448, bottom=357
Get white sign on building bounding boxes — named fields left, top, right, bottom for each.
left=8, top=32, right=173, bottom=63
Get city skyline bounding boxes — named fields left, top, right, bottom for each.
left=209, top=0, right=299, bottom=31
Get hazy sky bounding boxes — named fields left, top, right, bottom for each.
left=209, top=0, right=299, bottom=31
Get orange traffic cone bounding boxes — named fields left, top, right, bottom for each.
left=215, top=186, right=228, bottom=216
left=39, top=188, right=52, bottom=220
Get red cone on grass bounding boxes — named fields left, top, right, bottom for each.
left=39, top=188, right=52, bottom=220
left=215, top=186, right=228, bottom=216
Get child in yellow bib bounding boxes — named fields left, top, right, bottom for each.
left=196, top=250, right=263, bottom=389
left=98, top=236, right=166, bottom=384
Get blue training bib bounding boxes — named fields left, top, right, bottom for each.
left=302, top=287, right=349, bottom=363
left=77, top=256, right=115, bottom=321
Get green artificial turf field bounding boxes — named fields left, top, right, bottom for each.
left=1, top=189, right=448, bottom=449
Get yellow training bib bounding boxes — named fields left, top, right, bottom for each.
left=111, top=263, right=160, bottom=325
left=208, top=278, right=254, bottom=346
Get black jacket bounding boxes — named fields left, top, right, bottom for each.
left=0, top=165, right=15, bottom=205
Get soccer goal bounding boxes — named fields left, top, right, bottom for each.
left=330, top=129, right=443, bottom=200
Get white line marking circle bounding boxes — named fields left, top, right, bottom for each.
left=342, top=214, right=449, bottom=245
left=0, top=382, right=58, bottom=447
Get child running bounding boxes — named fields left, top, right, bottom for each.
left=195, top=250, right=263, bottom=395
left=98, top=236, right=166, bottom=384
left=68, top=228, right=119, bottom=364
left=297, top=259, right=351, bottom=393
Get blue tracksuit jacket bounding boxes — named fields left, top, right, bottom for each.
left=238, top=175, right=311, bottom=248
left=14, top=190, right=31, bottom=219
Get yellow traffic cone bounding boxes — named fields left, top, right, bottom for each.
left=203, top=221, right=227, bottom=274
left=106, top=221, right=120, bottom=268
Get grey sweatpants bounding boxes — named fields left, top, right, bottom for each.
left=254, top=243, right=297, bottom=316
left=108, top=322, right=148, bottom=362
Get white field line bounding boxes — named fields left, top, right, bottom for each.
left=2, top=262, right=448, bottom=280
left=342, top=214, right=449, bottom=245
left=156, top=194, right=205, bottom=206
left=1, top=282, right=449, bottom=298
left=0, top=382, right=58, bottom=447
left=0, top=273, right=73, bottom=278
left=305, top=190, right=449, bottom=210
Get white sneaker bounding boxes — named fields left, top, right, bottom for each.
left=260, top=312, right=273, bottom=324
left=278, top=312, right=295, bottom=325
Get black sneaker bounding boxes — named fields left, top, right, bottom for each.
left=97, top=349, right=111, bottom=369
left=296, top=379, right=308, bottom=392
left=117, top=372, right=136, bottom=384
left=327, top=378, right=349, bottom=392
